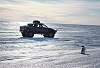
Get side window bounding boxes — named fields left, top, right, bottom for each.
left=38, top=24, right=42, bottom=28
left=27, top=24, right=33, bottom=27
left=37, top=25, right=40, bottom=27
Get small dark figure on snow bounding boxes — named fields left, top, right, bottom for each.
left=81, top=46, right=86, bottom=54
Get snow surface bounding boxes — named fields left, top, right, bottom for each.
left=0, top=21, right=100, bottom=68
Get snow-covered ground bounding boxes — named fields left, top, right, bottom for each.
left=0, top=21, right=100, bottom=68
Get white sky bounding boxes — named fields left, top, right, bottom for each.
left=0, top=0, right=100, bottom=25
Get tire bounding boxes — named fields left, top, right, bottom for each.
left=22, top=31, right=27, bottom=37
left=28, top=32, right=34, bottom=37
left=48, top=33, right=54, bottom=38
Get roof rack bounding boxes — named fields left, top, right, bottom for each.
left=33, top=20, right=40, bottom=25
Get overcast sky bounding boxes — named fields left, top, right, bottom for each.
left=0, top=0, right=100, bottom=25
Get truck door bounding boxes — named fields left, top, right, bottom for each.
left=35, top=24, right=48, bottom=33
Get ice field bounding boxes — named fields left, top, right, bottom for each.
left=0, top=21, right=100, bottom=68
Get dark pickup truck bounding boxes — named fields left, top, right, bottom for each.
left=20, top=20, right=57, bottom=38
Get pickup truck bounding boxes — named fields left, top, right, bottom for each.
left=20, top=20, right=57, bottom=38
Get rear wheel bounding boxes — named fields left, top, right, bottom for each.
left=22, top=31, right=27, bottom=37
left=28, top=32, right=34, bottom=37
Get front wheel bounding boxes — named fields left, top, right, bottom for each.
left=48, top=33, right=54, bottom=38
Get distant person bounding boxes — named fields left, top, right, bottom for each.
left=81, top=46, right=86, bottom=54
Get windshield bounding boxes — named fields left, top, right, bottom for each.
left=41, top=24, right=48, bottom=28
